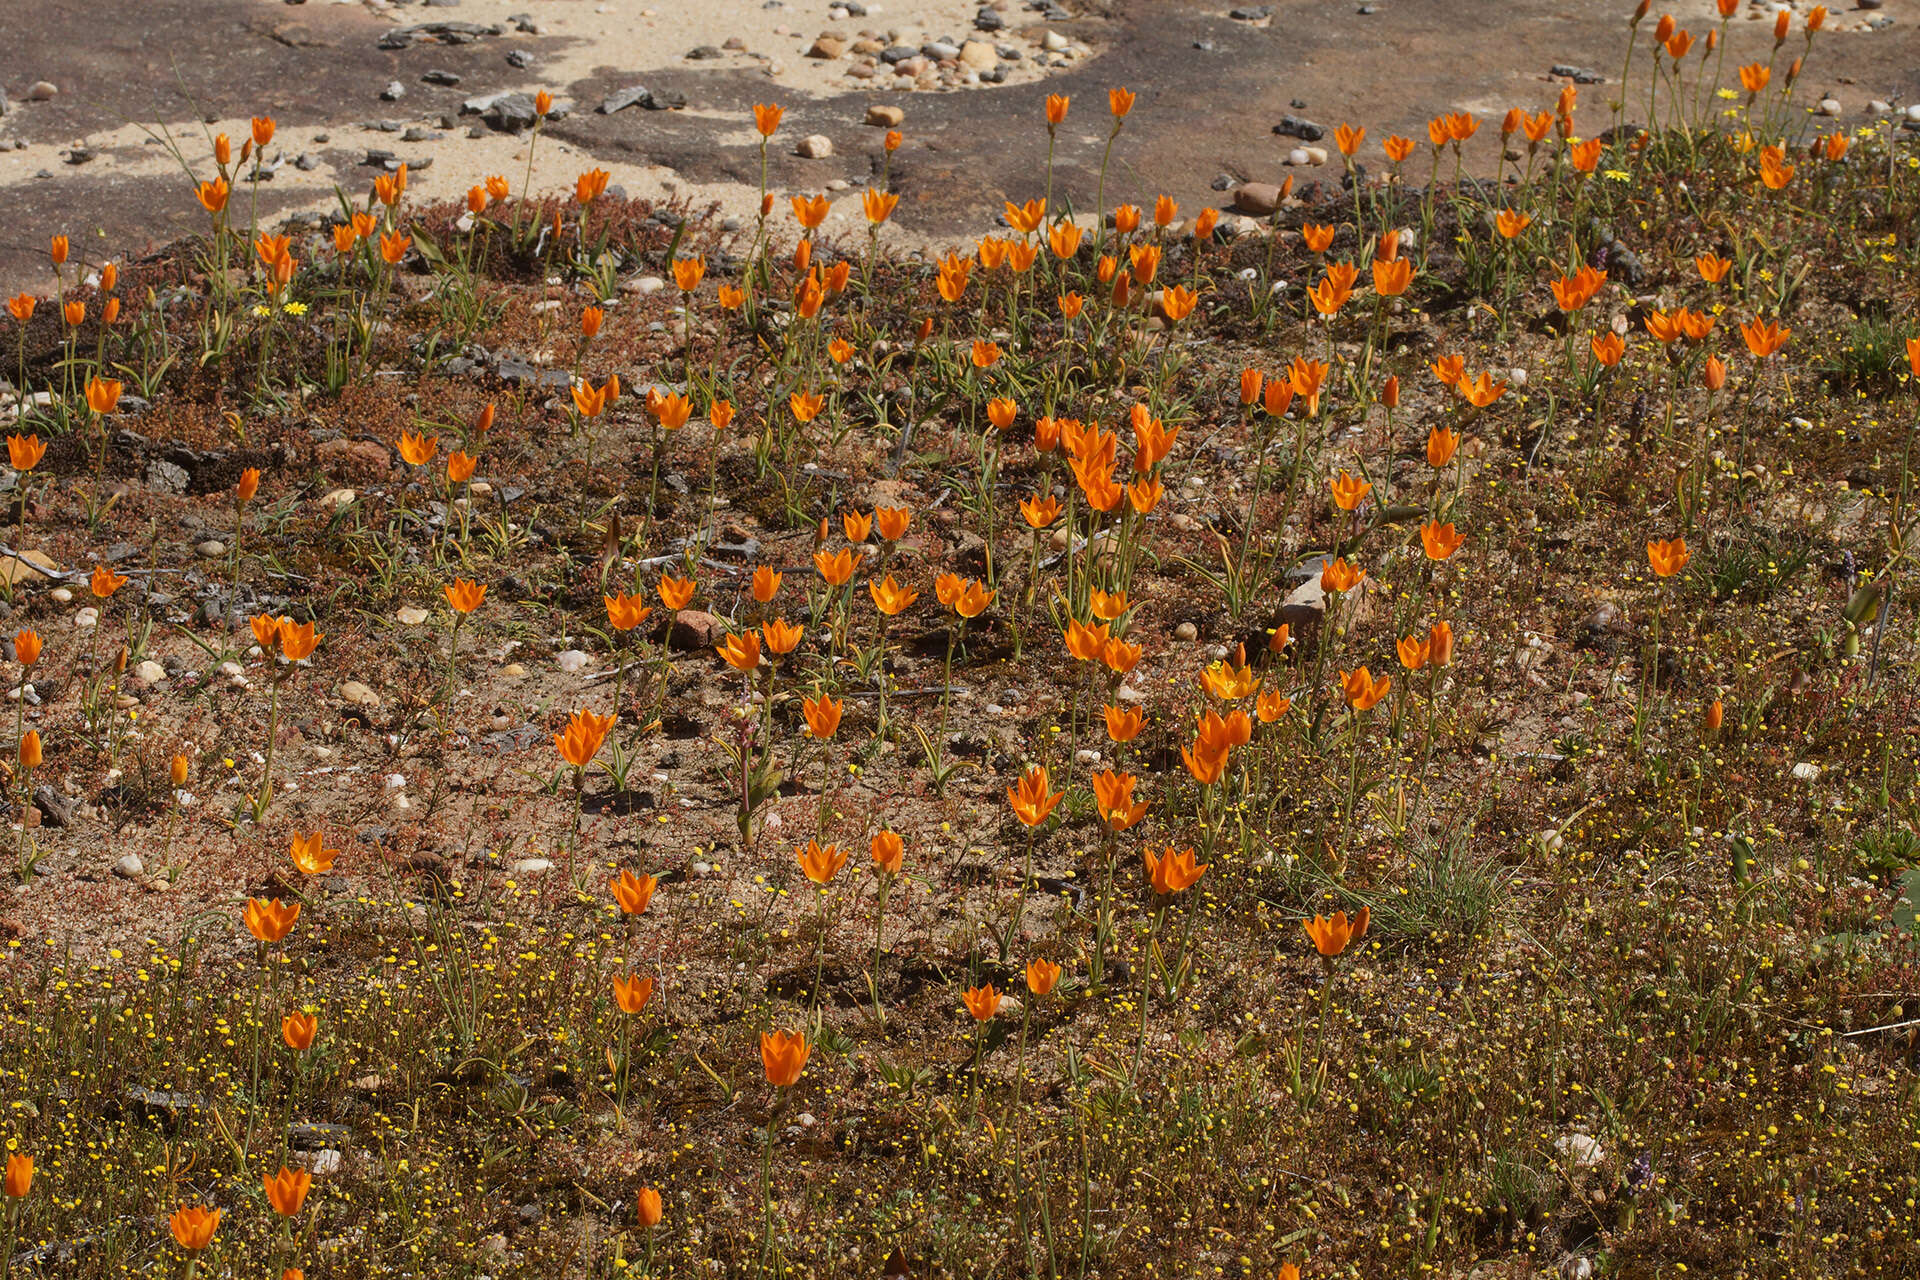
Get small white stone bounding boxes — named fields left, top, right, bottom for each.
left=1791, top=762, right=1820, bottom=782
left=384, top=773, right=407, bottom=790
left=1174, top=621, right=1199, bottom=642
left=134, top=660, right=166, bottom=684
left=50, top=587, right=72, bottom=603
left=1303, top=146, right=1329, bottom=165
left=395, top=606, right=430, bottom=626
left=1042, top=29, right=1068, bottom=51
left=1509, top=367, right=1529, bottom=387
left=1287, top=147, right=1310, bottom=166
left=511, top=857, right=555, bottom=874
left=318, top=488, right=357, bottom=510
left=114, top=854, right=145, bottom=879
left=195, top=539, right=226, bottom=558
left=797, top=133, right=834, bottom=158
left=1817, top=98, right=1842, bottom=117
left=555, top=649, right=591, bottom=673
left=341, top=680, right=381, bottom=708
left=501, top=662, right=527, bottom=677
left=75, top=607, right=100, bottom=629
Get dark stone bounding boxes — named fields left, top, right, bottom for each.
left=1274, top=115, right=1325, bottom=141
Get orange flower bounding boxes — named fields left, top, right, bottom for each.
left=1143, top=845, right=1208, bottom=895
left=1591, top=332, right=1626, bottom=366
left=534, top=92, right=554, bottom=116
left=1048, top=220, right=1085, bottom=261
left=244, top=897, right=301, bottom=944
left=658, top=573, right=696, bottom=610
left=1739, top=63, right=1770, bottom=94
left=7, top=433, right=46, bottom=472
left=1568, top=138, right=1603, bottom=172
left=801, top=693, right=842, bottom=739
left=1299, top=223, right=1335, bottom=255
left=986, top=397, right=1018, bottom=432
left=792, top=194, right=830, bottom=230
left=1646, top=537, right=1690, bottom=577
left=789, top=390, right=825, bottom=423
left=3, top=1154, right=31, bottom=1199
left=49, top=236, right=69, bottom=266
left=1426, top=426, right=1461, bottom=468
left=746, top=619, right=794, bottom=661
left=761, top=1028, right=809, bottom=1086
left=1021, top=494, right=1061, bottom=527
left=1397, top=633, right=1431, bottom=671
left=1428, top=620, right=1454, bottom=666
left=1304, top=906, right=1369, bottom=957
left=85, top=377, right=122, bottom=416
left=393, top=430, right=434, bottom=467
left=754, top=103, right=784, bottom=136
left=169, top=1206, right=221, bottom=1252
left=1063, top=617, right=1110, bottom=662
left=1340, top=666, right=1391, bottom=711
left=1494, top=209, right=1531, bottom=240
left=1320, top=557, right=1363, bottom=594
left=610, top=868, right=659, bottom=915
left=91, top=565, right=129, bottom=598
left=1160, top=284, right=1198, bottom=322
left=1288, top=357, right=1329, bottom=416
left=18, top=731, right=42, bottom=770
left=1046, top=93, right=1070, bottom=126
left=265, top=1166, right=311, bottom=1217
left=874, top=506, right=911, bottom=542
left=1007, top=765, right=1063, bottom=826
left=1334, top=122, right=1365, bottom=157
left=1025, top=958, right=1062, bottom=996
left=1702, top=355, right=1727, bottom=392
left=797, top=839, right=848, bottom=885
left=1383, top=134, right=1415, bottom=163
left=5, top=295, right=33, bottom=322
left=963, top=984, right=1003, bottom=1021
left=379, top=231, right=411, bottom=265
left=613, top=973, right=655, bottom=1014
left=444, top=578, right=486, bottom=614
left=1372, top=256, right=1412, bottom=296
left=870, top=830, right=905, bottom=875
left=1696, top=254, right=1732, bottom=283
left=1420, top=520, right=1464, bottom=560
left=575, top=168, right=611, bottom=203
left=862, top=188, right=900, bottom=225
left=1108, top=87, right=1136, bottom=117
left=281, top=1010, right=317, bottom=1051
left=277, top=618, right=320, bottom=661
left=554, top=708, right=616, bottom=768
left=1093, top=769, right=1149, bottom=832
left=13, top=629, right=44, bottom=667
left=717, top=630, right=761, bottom=672
left=290, top=832, right=337, bottom=875
left=868, top=573, right=920, bottom=615
left=1256, top=688, right=1291, bottom=723
left=196, top=177, right=231, bottom=213
left=1104, top=703, right=1145, bottom=742
left=814, top=548, right=859, bottom=587
left=1740, top=318, right=1790, bottom=359
left=1329, top=470, right=1371, bottom=512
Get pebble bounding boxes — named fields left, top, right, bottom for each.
left=340, top=681, right=382, bottom=708
left=501, top=662, right=527, bottom=677
left=114, top=854, right=145, bottom=879
left=797, top=134, right=834, bottom=158
left=555, top=649, right=592, bottom=673
left=1073, top=748, right=1101, bottom=765
left=511, top=858, right=555, bottom=874
left=1233, top=182, right=1284, bottom=215
left=75, top=607, right=99, bottom=629
left=50, top=587, right=72, bottom=604
left=195, top=539, right=226, bottom=558
left=318, top=488, right=357, bottom=510
left=626, top=275, right=666, bottom=296
left=958, top=40, right=997, bottom=70
left=1817, top=98, right=1841, bottom=117
left=134, top=660, right=165, bottom=684
left=808, top=35, right=846, bottom=58
left=1287, top=147, right=1311, bottom=166
left=28, top=81, right=57, bottom=101
left=1174, top=621, right=1199, bottom=642
left=381, top=81, right=406, bottom=101
left=1907, top=104, right=1920, bottom=122
left=1042, top=29, right=1068, bottom=51
left=1791, top=762, right=1820, bottom=782
left=396, top=606, right=430, bottom=626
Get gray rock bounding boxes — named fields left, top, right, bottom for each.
left=879, top=44, right=918, bottom=63
left=686, top=44, right=724, bottom=59
left=1229, top=5, right=1272, bottom=17
left=505, top=49, right=535, bottom=68
left=599, top=84, right=655, bottom=113
left=146, top=460, right=189, bottom=494
left=1274, top=115, right=1325, bottom=141
left=421, top=69, right=462, bottom=86
left=380, top=81, right=406, bottom=101
left=974, top=6, right=1004, bottom=29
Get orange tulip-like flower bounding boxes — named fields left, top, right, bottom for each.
left=575, top=168, right=611, bottom=204
left=761, top=1028, right=810, bottom=1086
left=613, top=972, right=655, bottom=1014
left=62, top=300, right=84, bottom=327
left=234, top=466, right=263, bottom=504
left=1372, top=256, right=1412, bottom=297
left=169, top=1205, right=221, bottom=1252
left=1093, top=769, right=1149, bottom=832
left=1108, top=87, right=1135, bottom=117
left=274, top=617, right=320, bottom=662
left=7, top=433, right=46, bottom=473
left=605, top=591, right=652, bottom=633
left=1739, top=63, right=1770, bottom=95
left=814, top=547, right=860, bottom=587
left=1181, top=741, right=1229, bottom=787
left=1045, top=93, right=1070, bottom=127
left=1740, top=318, right=1790, bottom=359
left=962, top=984, right=1003, bottom=1022
left=1420, top=520, right=1465, bottom=560
left=1397, top=633, right=1431, bottom=671
left=1494, top=208, right=1531, bottom=240
left=709, top=400, right=735, bottom=432
left=717, top=629, right=762, bottom=672
left=1048, top=219, right=1084, bottom=261
left=753, top=102, right=784, bottom=136
left=281, top=1008, right=317, bottom=1051
left=1383, top=134, right=1415, bottom=163
left=791, top=193, right=831, bottom=231
left=1341, top=666, right=1391, bottom=711
left=1144, top=845, right=1209, bottom=895
left=91, top=565, right=129, bottom=598
left=1428, top=620, right=1454, bottom=666
left=789, top=390, right=825, bottom=423
left=1304, top=905, right=1369, bottom=957
left=1017, top=959, right=1061, bottom=1000
left=658, top=573, right=696, bottom=610
left=801, top=693, right=842, bottom=740
left=196, top=177, right=231, bottom=213
left=4, top=1153, right=31, bottom=1199
left=1256, top=688, right=1291, bottom=723
left=1704, top=698, right=1725, bottom=733
left=290, top=832, right=337, bottom=875
left=1591, top=332, right=1626, bottom=367
left=85, top=377, right=123, bottom=416
left=445, top=578, right=486, bottom=614
left=379, top=231, right=411, bottom=265
left=14, top=629, right=44, bottom=667
left=1007, top=765, right=1063, bottom=827
left=1696, top=254, right=1732, bottom=284
left=862, top=188, right=900, bottom=225
left=1329, top=470, right=1371, bottom=512
left=1647, top=537, right=1690, bottom=578
left=1423, top=427, right=1460, bottom=469
left=5, top=294, right=33, bottom=322
left=579, top=305, right=605, bottom=339
left=18, top=730, right=42, bottom=770
left=798, top=839, right=848, bottom=885
left=245, top=896, right=301, bottom=944
left=871, top=575, right=921, bottom=614
left=1459, top=371, right=1507, bottom=408
left=1021, top=494, right=1062, bottom=529
left=1288, top=357, right=1330, bottom=416
left=637, top=1188, right=664, bottom=1228
left=610, top=868, right=659, bottom=916
left=50, top=235, right=69, bottom=266
left=1702, top=355, right=1727, bottom=392
left=393, top=430, right=434, bottom=467
left=1320, top=557, right=1364, bottom=594
left=1104, top=703, right=1145, bottom=743
left=1758, top=150, right=1794, bottom=190
left=1160, top=284, right=1199, bottom=323
left=1569, top=138, right=1603, bottom=172
left=870, top=829, right=905, bottom=875
left=554, top=708, right=616, bottom=768
left=265, top=1166, right=312, bottom=1217
left=874, top=506, right=911, bottom=542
